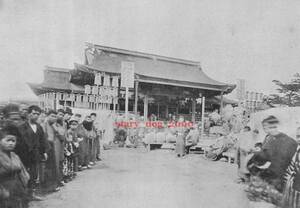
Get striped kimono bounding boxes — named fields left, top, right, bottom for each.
left=282, top=146, right=300, bottom=208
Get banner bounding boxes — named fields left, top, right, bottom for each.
left=84, top=85, right=91, bottom=94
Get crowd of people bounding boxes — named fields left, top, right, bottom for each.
left=201, top=108, right=300, bottom=207
left=2, top=101, right=300, bottom=208
left=150, top=108, right=300, bottom=207
left=0, top=104, right=102, bottom=208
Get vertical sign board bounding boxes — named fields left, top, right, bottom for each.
left=121, top=61, right=135, bottom=119
left=121, top=61, right=135, bottom=88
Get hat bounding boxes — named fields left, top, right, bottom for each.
left=69, top=116, right=78, bottom=124
left=2, top=104, right=20, bottom=118
left=262, top=115, right=279, bottom=124
left=65, top=107, right=73, bottom=115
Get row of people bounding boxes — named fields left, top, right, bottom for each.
left=0, top=104, right=102, bottom=208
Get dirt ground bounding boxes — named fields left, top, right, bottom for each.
left=30, top=148, right=251, bottom=208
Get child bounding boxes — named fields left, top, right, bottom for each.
left=62, top=132, right=74, bottom=182
left=68, top=117, right=80, bottom=173
left=0, top=123, right=30, bottom=208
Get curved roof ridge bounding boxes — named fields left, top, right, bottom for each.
left=85, top=42, right=201, bottom=67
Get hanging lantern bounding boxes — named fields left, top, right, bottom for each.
left=94, top=73, right=102, bottom=85
left=98, top=86, right=103, bottom=95
left=112, top=76, right=119, bottom=87
left=103, top=74, right=110, bottom=86
left=114, top=88, right=118, bottom=96
left=99, top=95, right=104, bottom=103
left=84, top=85, right=91, bottom=94
left=83, top=95, right=88, bottom=102
left=102, top=86, right=107, bottom=96
left=109, top=95, right=113, bottom=104
left=89, top=95, right=95, bottom=102
left=57, top=92, right=61, bottom=100
left=69, top=93, right=75, bottom=101
left=92, top=85, right=98, bottom=94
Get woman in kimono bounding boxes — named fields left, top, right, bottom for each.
left=175, top=130, right=186, bottom=157
left=68, top=117, right=80, bottom=173
left=175, top=117, right=187, bottom=157
left=77, top=116, right=96, bottom=169
left=62, top=132, right=74, bottom=182
left=175, top=128, right=190, bottom=158
left=0, top=123, right=30, bottom=208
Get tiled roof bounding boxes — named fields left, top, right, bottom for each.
left=28, top=67, right=84, bottom=95
left=81, top=43, right=235, bottom=93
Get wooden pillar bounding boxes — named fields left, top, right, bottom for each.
left=191, top=98, right=196, bottom=123
left=125, top=87, right=129, bottom=120
left=143, top=95, right=148, bottom=121
left=220, top=92, right=224, bottom=114
left=113, top=98, right=116, bottom=113
left=134, top=81, right=139, bottom=116
left=157, top=103, right=160, bottom=119
left=200, top=96, right=206, bottom=139
left=165, top=104, right=169, bottom=118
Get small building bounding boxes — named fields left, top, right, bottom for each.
left=29, top=43, right=235, bottom=121
left=244, top=91, right=265, bottom=112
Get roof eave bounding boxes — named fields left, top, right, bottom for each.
left=27, top=83, right=84, bottom=96
left=136, top=75, right=235, bottom=93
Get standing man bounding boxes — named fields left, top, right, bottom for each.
left=42, top=110, right=65, bottom=191
left=19, top=103, right=29, bottom=124
left=55, top=109, right=66, bottom=184
left=91, top=113, right=101, bottom=161
left=64, top=107, right=73, bottom=129
left=18, top=105, right=48, bottom=200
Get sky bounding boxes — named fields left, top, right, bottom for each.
left=0, top=0, right=300, bottom=101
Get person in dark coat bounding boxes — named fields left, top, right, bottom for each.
left=42, top=110, right=65, bottom=191
left=63, top=107, right=73, bottom=130
left=246, top=115, right=297, bottom=206
left=248, top=116, right=297, bottom=192
left=17, top=105, right=48, bottom=200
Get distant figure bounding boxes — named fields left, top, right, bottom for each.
left=175, top=120, right=190, bottom=158
left=102, top=113, right=115, bottom=150
left=90, top=113, right=101, bottom=161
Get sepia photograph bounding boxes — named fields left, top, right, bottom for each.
left=1, top=0, right=300, bottom=207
